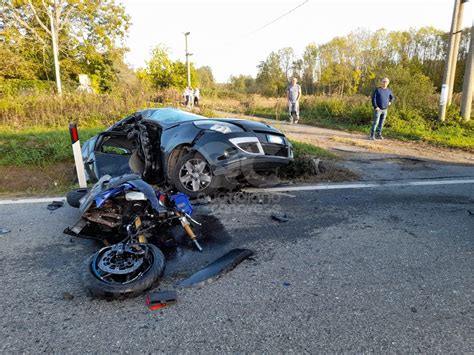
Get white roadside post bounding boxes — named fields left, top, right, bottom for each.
left=69, top=123, right=87, bottom=188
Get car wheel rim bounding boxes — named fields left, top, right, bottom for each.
left=179, top=158, right=212, bottom=192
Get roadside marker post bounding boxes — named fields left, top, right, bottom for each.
left=69, top=123, right=87, bottom=188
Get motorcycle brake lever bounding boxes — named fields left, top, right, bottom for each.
left=184, top=213, right=201, bottom=226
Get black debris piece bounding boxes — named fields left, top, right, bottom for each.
left=177, top=248, right=254, bottom=288
left=271, top=213, right=289, bottom=223
left=468, top=210, right=474, bottom=216
left=47, top=200, right=64, bottom=211
left=62, top=292, right=74, bottom=300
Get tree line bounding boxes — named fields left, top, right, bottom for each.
left=1, top=2, right=470, bottom=103
left=230, top=27, right=471, bottom=99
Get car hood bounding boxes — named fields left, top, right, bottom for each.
left=212, top=118, right=284, bottom=135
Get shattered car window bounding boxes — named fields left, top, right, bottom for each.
left=100, top=136, right=133, bottom=155
left=143, top=108, right=205, bottom=124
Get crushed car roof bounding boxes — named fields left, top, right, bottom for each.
left=109, top=108, right=282, bottom=134
left=140, top=108, right=205, bottom=127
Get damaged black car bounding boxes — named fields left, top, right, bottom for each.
left=82, top=108, right=293, bottom=197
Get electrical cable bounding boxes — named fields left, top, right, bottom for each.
left=248, top=0, right=309, bottom=35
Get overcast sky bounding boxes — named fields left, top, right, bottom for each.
left=121, top=0, right=473, bottom=83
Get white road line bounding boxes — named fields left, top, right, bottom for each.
left=0, top=196, right=65, bottom=205
left=0, top=178, right=473, bottom=205
left=244, top=178, right=474, bottom=193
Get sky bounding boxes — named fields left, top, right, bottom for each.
left=121, top=0, right=473, bottom=83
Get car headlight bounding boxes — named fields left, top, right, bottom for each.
left=194, top=120, right=243, bottom=134
left=267, top=134, right=285, bottom=144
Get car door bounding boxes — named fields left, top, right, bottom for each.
left=88, top=131, right=134, bottom=180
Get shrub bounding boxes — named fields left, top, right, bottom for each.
left=0, top=79, right=56, bottom=97
left=0, top=89, right=155, bottom=128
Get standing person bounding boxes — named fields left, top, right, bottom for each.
left=183, top=87, right=190, bottom=106
left=370, top=77, right=394, bottom=140
left=286, top=77, right=302, bottom=124
left=183, top=87, right=193, bottom=107
left=193, top=88, right=200, bottom=107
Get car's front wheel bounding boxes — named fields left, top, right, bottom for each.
left=171, top=151, right=221, bottom=198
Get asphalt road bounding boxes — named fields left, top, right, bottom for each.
left=0, top=159, right=473, bottom=352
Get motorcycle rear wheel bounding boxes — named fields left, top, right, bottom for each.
left=66, top=188, right=89, bottom=208
left=83, top=243, right=165, bottom=299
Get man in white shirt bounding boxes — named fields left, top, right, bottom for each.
left=286, top=77, right=302, bottom=124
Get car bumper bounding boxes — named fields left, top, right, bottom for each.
left=208, top=136, right=293, bottom=176
left=212, top=155, right=292, bottom=176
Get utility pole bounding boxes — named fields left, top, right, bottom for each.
left=447, top=1, right=466, bottom=105
left=460, top=23, right=473, bottom=121
left=49, top=0, right=62, bottom=96
left=184, top=32, right=192, bottom=89
left=438, top=0, right=467, bottom=121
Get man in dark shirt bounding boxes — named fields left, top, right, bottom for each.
left=370, top=78, right=394, bottom=140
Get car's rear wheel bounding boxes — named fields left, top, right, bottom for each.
left=171, top=152, right=221, bottom=198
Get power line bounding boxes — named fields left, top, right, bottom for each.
left=248, top=0, right=309, bottom=35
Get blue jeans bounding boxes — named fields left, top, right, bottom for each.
left=371, top=109, right=387, bottom=137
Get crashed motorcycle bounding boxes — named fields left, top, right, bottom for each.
left=65, top=174, right=202, bottom=299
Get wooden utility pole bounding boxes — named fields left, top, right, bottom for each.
left=439, top=0, right=466, bottom=121
left=49, top=1, right=62, bottom=96
left=447, top=0, right=466, bottom=105
left=460, top=23, right=473, bottom=121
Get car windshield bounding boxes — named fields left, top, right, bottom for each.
left=142, top=108, right=205, bottom=124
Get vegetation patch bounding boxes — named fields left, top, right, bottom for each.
left=0, top=126, right=103, bottom=167
left=204, top=95, right=474, bottom=151
left=279, top=140, right=357, bottom=182
left=0, top=126, right=346, bottom=195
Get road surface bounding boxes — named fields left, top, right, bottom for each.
left=0, top=158, right=473, bottom=352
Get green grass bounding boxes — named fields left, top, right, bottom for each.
left=0, top=126, right=104, bottom=167
left=210, top=96, right=474, bottom=151
left=0, top=126, right=334, bottom=168
left=247, top=111, right=474, bottom=151
left=290, top=140, right=336, bottom=159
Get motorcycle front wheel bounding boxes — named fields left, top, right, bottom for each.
left=83, top=243, right=165, bottom=299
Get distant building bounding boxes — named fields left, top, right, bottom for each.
left=77, top=74, right=93, bottom=93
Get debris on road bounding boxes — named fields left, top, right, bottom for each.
left=0, top=228, right=11, bottom=235
left=146, top=290, right=178, bottom=310
left=62, top=292, right=74, bottom=300
left=47, top=200, right=64, bottom=211
left=271, top=213, right=289, bottom=223
left=468, top=210, right=473, bottom=216
left=177, top=248, right=254, bottom=288
left=193, top=196, right=212, bottom=205
left=282, top=282, right=291, bottom=287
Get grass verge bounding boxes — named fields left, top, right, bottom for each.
left=0, top=126, right=104, bottom=167
left=0, top=126, right=337, bottom=196
left=203, top=96, right=474, bottom=151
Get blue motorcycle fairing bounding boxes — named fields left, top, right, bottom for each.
left=169, top=193, right=193, bottom=216
left=80, top=174, right=165, bottom=214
